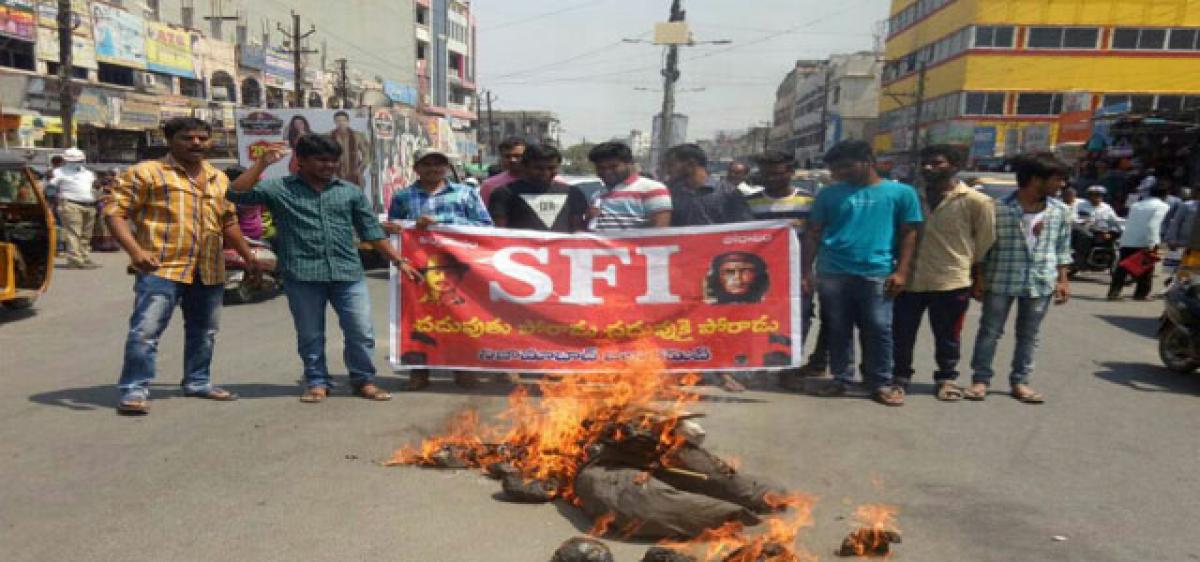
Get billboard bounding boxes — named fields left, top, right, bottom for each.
left=235, top=108, right=374, bottom=199
left=144, top=21, right=195, bottom=78
left=0, top=0, right=35, bottom=42
left=263, top=47, right=293, bottom=89
left=92, top=3, right=145, bottom=68
left=36, top=26, right=97, bottom=69
left=970, top=126, right=997, bottom=159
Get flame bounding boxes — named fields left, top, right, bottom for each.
left=386, top=354, right=704, bottom=501
left=657, top=492, right=818, bottom=562
left=840, top=504, right=900, bottom=557
left=589, top=512, right=616, bottom=537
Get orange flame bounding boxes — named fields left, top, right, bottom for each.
left=589, top=512, right=616, bottom=537
left=840, top=503, right=901, bottom=557
left=658, top=492, right=818, bottom=562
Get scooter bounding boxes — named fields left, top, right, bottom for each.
left=1158, top=269, right=1200, bottom=373
left=223, top=239, right=280, bottom=304
left=1069, top=224, right=1121, bottom=277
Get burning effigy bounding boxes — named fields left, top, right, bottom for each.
left=386, top=358, right=892, bottom=561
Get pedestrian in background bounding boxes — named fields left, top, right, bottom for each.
left=804, top=140, right=922, bottom=406
left=726, top=161, right=759, bottom=197
left=104, top=117, right=259, bottom=415
left=1108, top=183, right=1170, bottom=301
left=388, top=147, right=493, bottom=391
left=51, top=148, right=100, bottom=269
left=662, top=143, right=754, bottom=392
left=489, top=144, right=588, bottom=233
left=892, top=145, right=995, bottom=402
left=587, top=142, right=672, bottom=230
left=968, top=153, right=1073, bottom=404
left=230, top=136, right=414, bottom=404
left=480, top=137, right=527, bottom=205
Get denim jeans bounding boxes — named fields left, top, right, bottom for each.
left=117, top=274, right=223, bottom=399
left=283, top=278, right=377, bottom=389
left=892, top=288, right=971, bottom=382
left=818, top=274, right=894, bottom=388
left=1108, top=247, right=1153, bottom=299
left=970, top=293, right=1052, bottom=386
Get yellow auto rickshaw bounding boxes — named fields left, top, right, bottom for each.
left=0, top=153, right=55, bottom=310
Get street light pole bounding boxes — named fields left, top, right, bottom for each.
left=57, top=0, right=74, bottom=148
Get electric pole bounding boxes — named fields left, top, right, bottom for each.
left=278, top=12, right=317, bottom=108
left=909, top=61, right=927, bottom=173
left=334, top=58, right=349, bottom=108
left=57, top=0, right=74, bottom=148
left=657, top=0, right=685, bottom=165
left=485, top=90, right=497, bottom=157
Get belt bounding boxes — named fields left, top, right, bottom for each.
left=64, top=199, right=97, bottom=206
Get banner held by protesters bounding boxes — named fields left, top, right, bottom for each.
left=389, top=221, right=801, bottom=373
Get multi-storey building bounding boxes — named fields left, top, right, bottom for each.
left=790, top=53, right=882, bottom=167
left=769, top=60, right=822, bottom=156
left=484, top=110, right=560, bottom=150
left=415, top=0, right=478, bottom=157
left=875, top=0, right=1200, bottom=167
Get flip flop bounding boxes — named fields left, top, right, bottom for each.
left=718, top=374, right=746, bottom=393
left=183, top=387, right=239, bottom=401
left=117, top=398, right=149, bottom=415
left=353, top=383, right=393, bottom=401
left=963, top=384, right=988, bottom=401
left=873, top=385, right=905, bottom=407
left=935, top=382, right=964, bottom=402
left=1011, top=387, right=1045, bottom=404
left=300, top=386, right=328, bottom=403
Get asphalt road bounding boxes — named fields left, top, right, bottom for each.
left=2, top=251, right=1199, bottom=562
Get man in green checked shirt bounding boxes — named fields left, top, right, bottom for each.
left=229, top=135, right=421, bottom=404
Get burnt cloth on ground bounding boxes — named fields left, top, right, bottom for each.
left=575, top=464, right=762, bottom=539
left=653, top=444, right=783, bottom=514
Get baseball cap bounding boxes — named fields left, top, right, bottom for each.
left=1085, top=185, right=1107, bottom=194
left=415, top=148, right=450, bottom=164
left=62, top=148, right=86, bottom=162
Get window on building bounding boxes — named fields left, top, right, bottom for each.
left=0, top=40, right=34, bottom=71
left=416, top=6, right=428, bottom=25
left=416, top=40, right=426, bottom=61
left=1157, top=95, right=1184, bottom=112
left=974, top=25, right=1015, bottom=48
left=46, top=63, right=90, bottom=80
left=98, top=63, right=135, bottom=87
left=180, top=77, right=205, bottom=98
left=1027, top=27, right=1099, bottom=49
left=1169, top=29, right=1199, bottom=50
left=1114, top=28, right=1169, bottom=50
left=963, top=92, right=1005, bottom=115
left=1015, top=93, right=1063, bottom=115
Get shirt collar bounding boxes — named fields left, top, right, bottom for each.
left=161, top=154, right=219, bottom=181
left=286, top=174, right=349, bottom=192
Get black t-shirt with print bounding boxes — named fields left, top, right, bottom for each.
left=488, top=180, right=589, bottom=232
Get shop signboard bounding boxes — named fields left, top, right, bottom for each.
left=117, top=95, right=161, bottom=130
left=36, top=0, right=90, bottom=35
left=1020, top=124, right=1051, bottom=152
left=382, top=80, right=419, bottom=106
left=74, top=87, right=113, bottom=126
left=144, top=22, right=195, bottom=78
left=92, top=3, right=145, bottom=68
left=236, top=108, right=373, bottom=197
left=263, top=47, right=294, bottom=89
left=0, top=0, right=35, bottom=42
left=970, top=126, right=997, bottom=159
left=36, top=26, right=97, bottom=69
left=238, top=44, right=265, bottom=70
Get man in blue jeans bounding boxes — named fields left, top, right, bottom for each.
left=803, top=141, right=922, bottom=406
left=105, top=117, right=260, bottom=415
left=229, top=135, right=418, bottom=403
left=967, top=153, right=1072, bottom=404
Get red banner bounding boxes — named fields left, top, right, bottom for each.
left=389, top=222, right=802, bottom=373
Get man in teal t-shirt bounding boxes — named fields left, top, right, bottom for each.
left=802, top=141, right=922, bottom=406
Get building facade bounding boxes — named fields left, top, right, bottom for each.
left=793, top=52, right=881, bottom=168
left=769, top=60, right=822, bottom=157
left=484, top=110, right=560, bottom=149
left=415, top=0, right=478, bottom=158
left=875, top=0, right=1200, bottom=167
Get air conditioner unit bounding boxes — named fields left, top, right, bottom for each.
left=211, top=87, right=229, bottom=101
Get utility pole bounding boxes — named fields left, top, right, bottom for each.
left=819, top=60, right=833, bottom=157
left=657, top=0, right=685, bottom=164
left=278, top=11, right=317, bottom=108
left=203, top=0, right=239, bottom=41
left=57, top=0, right=74, bottom=148
left=484, top=90, right=497, bottom=157
left=334, top=58, right=349, bottom=108
left=908, top=61, right=927, bottom=173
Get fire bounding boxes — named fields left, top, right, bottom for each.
left=838, top=504, right=901, bottom=557
left=386, top=355, right=704, bottom=501
left=658, top=492, right=818, bottom=562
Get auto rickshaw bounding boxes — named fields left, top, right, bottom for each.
left=0, top=153, right=55, bottom=310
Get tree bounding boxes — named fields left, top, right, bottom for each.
left=562, top=142, right=597, bottom=175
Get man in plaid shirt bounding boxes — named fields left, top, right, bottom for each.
left=387, top=148, right=493, bottom=390
left=967, top=153, right=1072, bottom=404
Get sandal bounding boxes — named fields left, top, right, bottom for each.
left=183, top=387, right=239, bottom=401
left=1010, top=385, right=1045, bottom=404
left=117, top=398, right=149, bottom=415
left=813, top=381, right=849, bottom=397
left=405, top=370, right=430, bottom=391
left=300, top=386, right=328, bottom=403
left=353, top=383, right=393, bottom=401
left=935, top=381, right=964, bottom=402
left=717, top=373, right=746, bottom=393
left=963, top=383, right=988, bottom=401
left=873, top=385, right=905, bottom=407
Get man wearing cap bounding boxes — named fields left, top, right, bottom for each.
left=387, top=147, right=493, bottom=391
left=51, top=148, right=100, bottom=269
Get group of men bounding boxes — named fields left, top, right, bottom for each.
left=101, top=114, right=1076, bottom=415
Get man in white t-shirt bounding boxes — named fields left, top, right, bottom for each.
left=51, top=148, right=100, bottom=269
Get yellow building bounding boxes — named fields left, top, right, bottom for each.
left=875, top=0, right=1200, bottom=164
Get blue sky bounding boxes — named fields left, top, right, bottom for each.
left=472, top=0, right=890, bottom=144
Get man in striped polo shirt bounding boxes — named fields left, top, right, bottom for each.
left=586, top=142, right=672, bottom=231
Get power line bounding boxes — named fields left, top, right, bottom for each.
left=481, top=0, right=612, bottom=32
left=484, top=38, right=633, bottom=81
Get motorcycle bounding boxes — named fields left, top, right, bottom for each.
left=1069, top=223, right=1121, bottom=277
left=1158, top=270, right=1200, bottom=373
left=223, top=239, right=280, bottom=304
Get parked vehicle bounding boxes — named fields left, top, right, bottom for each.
left=1158, top=251, right=1200, bottom=373
left=0, top=153, right=54, bottom=311
left=223, top=239, right=280, bottom=304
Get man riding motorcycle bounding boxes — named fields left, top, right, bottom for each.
left=1071, top=185, right=1122, bottom=273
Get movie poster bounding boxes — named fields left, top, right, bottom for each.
left=235, top=108, right=374, bottom=198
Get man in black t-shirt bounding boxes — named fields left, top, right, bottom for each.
left=489, top=144, right=588, bottom=233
